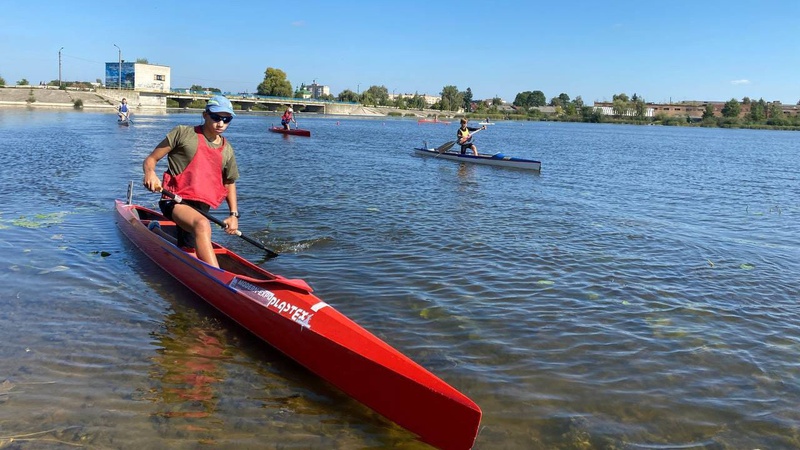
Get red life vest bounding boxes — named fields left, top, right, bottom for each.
left=162, top=126, right=228, bottom=208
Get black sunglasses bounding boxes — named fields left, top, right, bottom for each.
left=206, top=111, right=233, bottom=124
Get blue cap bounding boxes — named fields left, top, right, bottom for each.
left=206, top=95, right=235, bottom=116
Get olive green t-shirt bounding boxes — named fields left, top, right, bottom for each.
left=165, top=125, right=239, bottom=183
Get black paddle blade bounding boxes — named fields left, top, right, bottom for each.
left=435, top=141, right=456, bottom=153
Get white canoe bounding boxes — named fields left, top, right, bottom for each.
left=413, top=147, right=541, bottom=171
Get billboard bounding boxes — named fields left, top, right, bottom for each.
left=105, top=62, right=136, bottom=89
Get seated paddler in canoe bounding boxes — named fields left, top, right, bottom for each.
left=141, top=95, right=241, bottom=268
left=457, top=118, right=487, bottom=156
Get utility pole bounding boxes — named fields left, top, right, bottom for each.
left=113, top=44, right=122, bottom=90
left=58, top=47, right=63, bottom=89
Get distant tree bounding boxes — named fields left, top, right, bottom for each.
left=337, top=89, right=360, bottom=103
left=748, top=98, right=766, bottom=121
left=136, top=58, right=149, bottom=64
left=721, top=98, right=741, bottom=118
left=0, top=75, right=5, bottom=86
left=573, top=95, right=584, bottom=109
left=767, top=103, right=787, bottom=125
left=439, top=85, right=462, bottom=111
left=513, top=90, right=546, bottom=108
left=257, top=67, right=292, bottom=97
left=407, top=93, right=426, bottom=109
left=513, top=91, right=533, bottom=108
left=462, top=87, right=473, bottom=112
left=530, top=90, right=546, bottom=106
left=633, top=97, right=647, bottom=119
left=363, top=85, right=389, bottom=106
left=17, top=78, right=29, bottom=86
left=318, top=93, right=334, bottom=101
left=741, top=96, right=751, bottom=105
left=558, top=93, right=571, bottom=105
left=612, top=93, right=630, bottom=103
left=491, top=96, right=502, bottom=106
left=582, top=106, right=603, bottom=123
left=190, top=84, right=203, bottom=91
left=702, top=104, right=715, bottom=119
left=549, top=97, right=562, bottom=107
left=612, top=97, right=629, bottom=116
left=393, top=95, right=407, bottom=109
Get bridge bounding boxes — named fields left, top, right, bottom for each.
left=95, top=88, right=428, bottom=117
left=165, top=90, right=359, bottom=114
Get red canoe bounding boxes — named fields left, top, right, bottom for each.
left=269, top=126, right=311, bottom=137
left=115, top=195, right=481, bottom=450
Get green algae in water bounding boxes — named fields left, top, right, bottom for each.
left=12, top=212, right=68, bottom=229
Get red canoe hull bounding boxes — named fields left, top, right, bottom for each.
left=115, top=200, right=481, bottom=449
left=269, top=126, right=311, bottom=137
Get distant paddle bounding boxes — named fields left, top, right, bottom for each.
left=158, top=189, right=279, bottom=258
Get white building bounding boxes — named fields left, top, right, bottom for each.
left=388, top=93, right=441, bottom=106
left=307, top=80, right=330, bottom=98
left=104, top=62, right=171, bottom=92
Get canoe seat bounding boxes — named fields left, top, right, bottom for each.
left=142, top=219, right=176, bottom=227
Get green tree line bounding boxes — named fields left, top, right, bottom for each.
left=255, top=67, right=799, bottom=129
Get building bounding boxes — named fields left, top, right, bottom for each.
left=104, top=62, right=171, bottom=92
left=388, top=93, right=441, bottom=106
left=593, top=100, right=799, bottom=120
left=307, top=80, right=330, bottom=99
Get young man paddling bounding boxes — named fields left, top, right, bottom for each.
left=117, top=98, right=130, bottom=122
left=457, top=118, right=485, bottom=156
left=142, top=95, right=240, bottom=268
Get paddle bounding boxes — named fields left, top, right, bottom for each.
left=158, top=189, right=279, bottom=258
left=435, top=125, right=486, bottom=154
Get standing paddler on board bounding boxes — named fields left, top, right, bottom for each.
left=281, top=106, right=296, bottom=130
left=141, top=95, right=241, bottom=268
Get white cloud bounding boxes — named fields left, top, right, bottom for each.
left=731, top=79, right=751, bottom=85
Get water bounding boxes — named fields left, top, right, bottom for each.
left=1, top=110, right=799, bottom=449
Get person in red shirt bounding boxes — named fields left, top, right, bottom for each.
left=142, top=95, right=240, bottom=268
left=281, top=106, right=296, bottom=130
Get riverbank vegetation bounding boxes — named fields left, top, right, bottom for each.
left=249, top=61, right=799, bottom=130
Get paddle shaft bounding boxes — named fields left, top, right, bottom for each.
left=159, top=189, right=279, bottom=258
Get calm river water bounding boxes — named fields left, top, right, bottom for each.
left=1, top=110, right=798, bottom=449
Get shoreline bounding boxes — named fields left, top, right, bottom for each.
left=0, top=87, right=439, bottom=118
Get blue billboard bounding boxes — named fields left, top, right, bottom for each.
left=105, top=62, right=136, bottom=89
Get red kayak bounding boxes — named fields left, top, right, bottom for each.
left=115, top=193, right=481, bottom=450
left=269, top=126, right=311, bottom=137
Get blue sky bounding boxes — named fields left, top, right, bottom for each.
left=2, top=1, right=798, bottom=104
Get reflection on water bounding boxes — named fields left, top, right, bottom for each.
left=149, top=312, right=228, bottom=423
